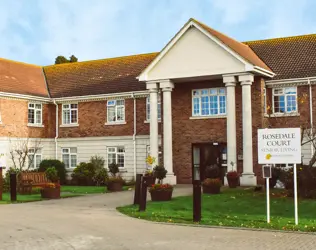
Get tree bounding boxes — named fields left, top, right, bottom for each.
left=69, top=55, right=78, bottom=63
left=55, top=56, right=69, bottom=64
left=9, top=138, right=41, bottom=171
left=54, top=55, right=78, bottom=64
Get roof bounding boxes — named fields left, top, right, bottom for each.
left=0, top=58, right=49, bottom=97
left=244, top=34, right=316, bottom=80
left=1, top=19, right=316, bottom=99
left=43, top=53, right=158, bottom=98
left=191, top=18, right=272, bottom=72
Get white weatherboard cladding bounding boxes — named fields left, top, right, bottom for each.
left=148, top=27, right=245, bottom=80
left=0, top=136, right=154, bottom=179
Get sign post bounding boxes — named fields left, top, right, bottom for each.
left=262, top=165, right=272, bottom=223
left=293, top=164, right=298, bottom=225
left=258, top=128, right=301, bottom=225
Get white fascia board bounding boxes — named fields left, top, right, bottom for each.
left=266, top=76, right=316, bottom=85
left=53, top=90, right=149, bottom=103
left=0, top=92, right=51, bottom=102
left=138, top=20, right=255, bottom=82
left=253, top=66, right=275, bottom=78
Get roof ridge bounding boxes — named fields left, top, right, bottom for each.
left=244, top=33, right=316, bottom=44
left=44, top=52, right=159, bottom=68
left=0, top=57, right=41, bottom=68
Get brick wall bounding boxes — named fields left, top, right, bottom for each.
left=171, top=78, right=266, bottom=184
left=58, top=97, right=153, bottom=138
left=0, top=98, right=55, bottom=138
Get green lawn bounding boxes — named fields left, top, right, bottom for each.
left=117, top=188, right=316, bottom=232
left=0, top=185, right=133, bottom=204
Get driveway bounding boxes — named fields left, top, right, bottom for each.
left=0, top=185, right=315, bottom=250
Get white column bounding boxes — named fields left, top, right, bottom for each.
left=146, top=82, right=159, bottom=166
left=160, top=80, right=177, bottom=185
left=239, top=74, right=256, bottom=186
left=223, top=75, right=237, bottom=172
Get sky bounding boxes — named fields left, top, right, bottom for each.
left=1, top=0, right=316, bottom=66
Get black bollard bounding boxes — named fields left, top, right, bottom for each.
left=139, top=176, right=147, bottom=212
left=193, top=180, right=201, bottom=222
left=133, top=174, right=142, bottom=205
left=10, top=173, right=17, bottom=202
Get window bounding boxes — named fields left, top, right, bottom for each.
left=107, top=147, right=125, bottom=168
left=28, top=148, right=42, bottom=169
left=146, top=96, right=161, bottom=121
left=28, top=103, right=42, bottom=125
left=107, top=100, right=125, bottom=123
left=62, top=148, right=77, bottom=168
left=62, top=104, right=78, bottom=125
left=192, top=88, right=226, bottom=116
left=273, top=87, right=297, bottom=114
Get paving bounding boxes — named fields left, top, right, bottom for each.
left=0, top=185, right=315, bottom=250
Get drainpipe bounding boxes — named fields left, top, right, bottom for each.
left=132, top=93, right=137, bottom=179
left=309, top=79, right=314, bottom=159
left=53, top=100, right=59, bottom=159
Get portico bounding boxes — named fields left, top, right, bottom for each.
left=139, top=18, right=274, bottom=185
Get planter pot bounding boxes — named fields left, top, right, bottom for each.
left=227, top=176, right=239, bottom=188
left=203, top=185, right=221, bottom=194
left=41, top=188, right=60, bottom=199
left=143, top=176, right=156, bottom=187
left=107, top=182, right=123, bottom=192
left=150, top=189, right=173, bottom=201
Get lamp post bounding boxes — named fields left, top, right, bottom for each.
left=193, top=167, right=201, bottom=222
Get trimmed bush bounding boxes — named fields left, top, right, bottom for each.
left=71, top=162, right=95, bottom=186
left=281, top=165, right=316, bottom=199
left=205, top=164, right=220, bottom=179
left=45, top=167, right=59, bottom=183
left=38, top=160, right=66, bottom=184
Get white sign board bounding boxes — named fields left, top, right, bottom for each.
left=258, top=128, right=301, bottom=164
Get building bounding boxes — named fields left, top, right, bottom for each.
left=1, top=18, right=315, bottom=185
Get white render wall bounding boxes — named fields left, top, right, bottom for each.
left=0, top=135, right=157, bottom=181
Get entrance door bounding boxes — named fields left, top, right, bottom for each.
left=192, top=143, right=227, bottom=183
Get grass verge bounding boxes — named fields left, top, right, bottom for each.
left=117, top=188, right=316, bottom=232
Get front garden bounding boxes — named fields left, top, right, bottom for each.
left=118, top=187, right=316, bottom=232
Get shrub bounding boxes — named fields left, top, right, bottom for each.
left=45, top=167, right=59, bottom=183
left=205, top=164, right=220, bottom=179
left=108, top=163, right=120, bottom=177
left=202, top=178, right=222, bottom=187
left=282, top=165, right=316, bottom=199
left=226, top=171, right=239, bottom=178
left=38, top=160, right=66, bottom=184
left=71, top=162, right=95, bottom=186
left=153, top=165, right=167, bottom=184
left=90, top=155, right=105, bottom=170
left=149, top=183, right=173, bottom=192
left=93, top=168, right=108, bottom=186
left=106, top=176, right=124, bottom=184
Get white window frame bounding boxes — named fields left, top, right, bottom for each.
left=62, top=103, right=78, bottom=125
left=28, top=103, right=42, bottom=126
left=28, top=148, right=42, bottom=169
left=146, top=95, right=161, bottom=121
left=107, top=146, right=125, bottom=168
left=272, top=87, right=298, bottom=114
left=192, top=88, right=226, bottom=117
left=107, top=100, right=125, bottom=124
left=263, top=88, right=267, bottom=114
left=62, top=147, right=77, bottom=169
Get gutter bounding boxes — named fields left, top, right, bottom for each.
left=53, top=100, right=59, bottom=159
left=309, top=79, right=314, bottom=159
left=132, top=93, right=137, bottom=179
